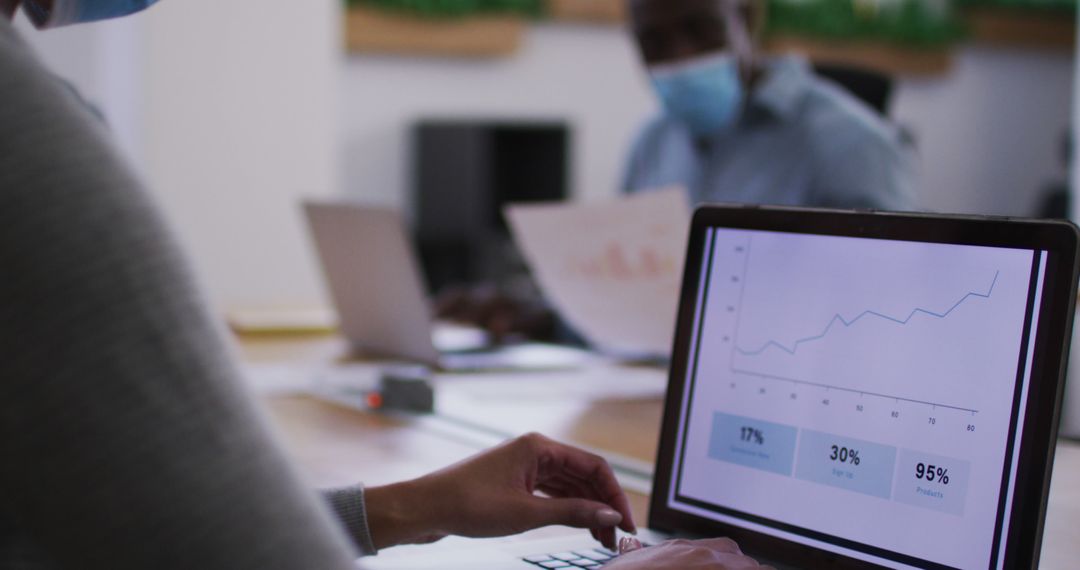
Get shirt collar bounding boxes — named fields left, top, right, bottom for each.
left=747, top=55, right=813, bottom=121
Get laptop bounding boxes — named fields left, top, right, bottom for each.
left=303, top=200, right=591, bottom=371
left=362, top=205, right=1079, bottom=569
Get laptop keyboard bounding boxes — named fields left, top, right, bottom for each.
left=522, top=549, right=616, bottom=568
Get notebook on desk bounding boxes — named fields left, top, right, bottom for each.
left=362, top=205, right=1079, bottom=569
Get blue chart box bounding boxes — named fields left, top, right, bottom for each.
left=795, top=430, right=897, bottom=499
left=893, top=449, right=971, bottom=516
left=708, top=412, right=798, bottom=476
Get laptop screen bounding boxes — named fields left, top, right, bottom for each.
left=666, top=226, right=1050, bottom=569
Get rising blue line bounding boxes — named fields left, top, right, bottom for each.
left=735, top=270, right=1000, bottom=357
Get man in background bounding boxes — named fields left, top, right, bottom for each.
left=624, top=0, right=917, bottom=210
left=440, top=0, right=918, bottom=337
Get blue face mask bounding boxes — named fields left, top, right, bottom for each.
left=649, top=53, right=745, bottom=137
left=23, top=0, right=160, bottom=28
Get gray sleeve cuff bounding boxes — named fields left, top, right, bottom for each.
left=322, top=484, right=378, bottom=556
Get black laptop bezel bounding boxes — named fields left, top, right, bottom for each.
left=649, top=205, right=1079, bottom=570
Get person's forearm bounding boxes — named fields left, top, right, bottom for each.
left=322, top=485, right=380, bottom=555
left=323, top=481, right=452, bottom=553
left=363, top=480, right=446, bottom=550
left=351, top=433, right=635, bottom=552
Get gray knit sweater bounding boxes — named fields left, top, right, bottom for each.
left=0, top=18, right=375, bottom=569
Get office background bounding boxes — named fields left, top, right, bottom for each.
left=13, top=0, right=1076, bottom=315
left=9, top=3, right=1080, bottom=557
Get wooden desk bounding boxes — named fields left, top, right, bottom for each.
left=243, top=334, right=1080, bottom=567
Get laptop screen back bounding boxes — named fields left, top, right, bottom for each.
left=664, top=224, right=1056, bottom=569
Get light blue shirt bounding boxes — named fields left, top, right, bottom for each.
left=623, top=56, right=917, bottom=211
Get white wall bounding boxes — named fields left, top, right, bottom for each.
left=17, top=11, right=1076, bottom=312
left=1074, top=11, right=1080, bottom=223
left=1061, top=8, right=1080, bottom=440
left=139, top=0, right=341, bottom=312
left=341, top=33, right=1074, bottom=220
left=339, top=23, right=657, bottom=210
left=15, top=0, right=342, bottom=314
left=895, top=46, right=1074, bottom=216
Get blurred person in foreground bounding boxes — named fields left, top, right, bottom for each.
left=0, top=1, right=768, bottom=569
left=624, top=0, right=917, bottom=210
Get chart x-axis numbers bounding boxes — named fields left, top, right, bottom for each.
left=730, top=368, right=979, bottom=414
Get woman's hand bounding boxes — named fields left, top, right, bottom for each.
left=364, top=433, right=636, bottom=550
left=607, top=538, right=772, bottom=569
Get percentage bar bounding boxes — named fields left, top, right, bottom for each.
left=795, top=430, right=896, bottom=499
left=709, top=412, right=797, bottom=476
left=829, top=445, right=862, bottom=466
left=895, top=450, right=971, bottom=516
left=741, top=427, right=765, bottom=445
left=916, top=463, right=950, bottom=485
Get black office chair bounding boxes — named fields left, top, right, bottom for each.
left=812, top=63, right=894, bottom=116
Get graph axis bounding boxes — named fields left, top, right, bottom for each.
left=728, top=236, right=754, bottom=372
left=730, top=367, right=979, bottom=414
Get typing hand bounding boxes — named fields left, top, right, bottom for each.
left=435, top=284, right=556, bottom=342
left=605, top=538, right=773, bottom=569
left=364, top=433, right=636, bottom=550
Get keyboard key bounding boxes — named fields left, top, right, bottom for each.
left=574, top=551, right=611, bottom=561
left=591, top=548, right=616, bottom=560
left=525, top=548, right=618, bottom=568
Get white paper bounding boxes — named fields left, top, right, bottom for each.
left=507, top=188, right=691, bottom=357
left=243, top=362, right=381, bottom=397
left=437, top=364, right=669, bottom=402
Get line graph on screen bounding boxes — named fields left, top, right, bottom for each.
left=713, top=233, right=1017, bottom=414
